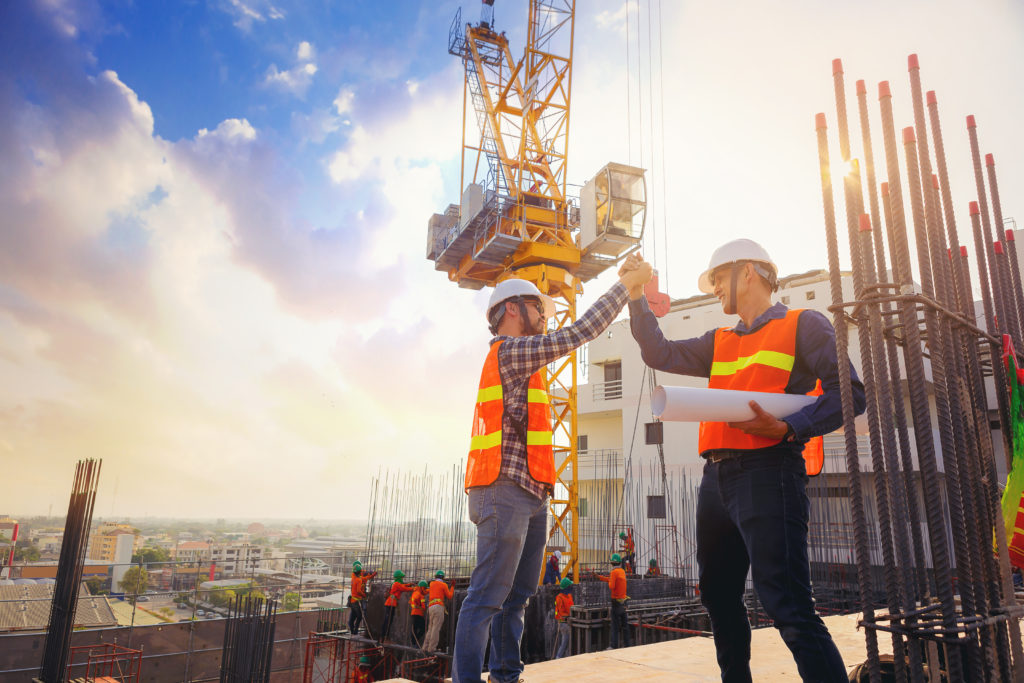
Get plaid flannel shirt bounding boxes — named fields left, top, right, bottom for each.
left=489, top=282, right=630, bottom=500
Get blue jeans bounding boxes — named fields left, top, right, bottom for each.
left=554, top=621, right=570, bottom=658
left=609, top=599, right=631, bottom=649
left=453, top=480, right=548, bottom=683
left=696, top=449, right=846, bottom=683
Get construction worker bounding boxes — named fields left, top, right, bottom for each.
left=624, top=244, right=865, bottom=681
left=409, top=580, right=429, bottom=648
left=381, top=570, right=415, bottom=642
left=453, top=263, right=653, bottom=683
left=645, top=558, right=661, bottom=577
left=594, top=553, right=631, bottom=649
left=351, top=655, right=374, bottom=683
left=618, top=530, right=635, bottom=574
left=423, top=570, right=453, bottom=653
left=542, top=550, right=561, bottom=585
left=553, top=577, right=574, bottom=659
left=348, top=560, right=377, bottom=637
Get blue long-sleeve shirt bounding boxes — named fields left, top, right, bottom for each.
left=628, top=298, right=865, bottom=451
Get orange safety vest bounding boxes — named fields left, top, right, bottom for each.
left=555, top=592, right=573, bottom=621
left=350, top=571, right=375, bottom=601
left=465, top=341, right=555, bottom=489
left=598, top=567, right=628, bottom=600
left=384, top=581, right=414, bottom=607
left=409, top=588, right=426, bottom=616
left=428, top=580, right=453, bottom=607
left=698, top=309, right=825, bottom=475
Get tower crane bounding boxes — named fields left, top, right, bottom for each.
left=426, top=0, right=647, bottom=580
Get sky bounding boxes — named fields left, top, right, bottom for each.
left=2, top=0, right=1022, bottom=521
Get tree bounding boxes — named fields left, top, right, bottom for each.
left=283, top=592, right=301, bottom=611
left=13, top=540, right=40, bottom=562
left=118, top=566, right=149, bottom=600
left=132, top=546, right=170, bottom=565
left=85, top=577, right=109, bottom=595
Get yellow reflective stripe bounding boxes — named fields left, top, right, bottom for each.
left=526, top=430, right=552, bottom=447
left=710, top=350, right=795, bottom=376
left=528, top=388, right=549, bottom=405
left=470, top=431, right=502, bottom=451
left=477, top=385, right=503, bottom=403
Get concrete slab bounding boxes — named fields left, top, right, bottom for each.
left=380, top=613, right=888, bottom=682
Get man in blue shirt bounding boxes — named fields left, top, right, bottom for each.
left=625, top=241, right=864, bottom=682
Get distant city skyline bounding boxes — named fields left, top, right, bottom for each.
left=3, top=0, right=1022, bottom=519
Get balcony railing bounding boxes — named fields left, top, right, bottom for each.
left=592, top=379, right=622, bottom=401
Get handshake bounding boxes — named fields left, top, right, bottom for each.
left=617, top=252, right=653, bottom=300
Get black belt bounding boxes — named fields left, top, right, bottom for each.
left=701, top=449, right=749, bottom=464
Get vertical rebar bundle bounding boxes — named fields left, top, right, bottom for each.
left=39, top=458, right=102, bottom=683
left=816, top=54, right=1024, bottom=682
left=219, top=594, right=278, bottom=682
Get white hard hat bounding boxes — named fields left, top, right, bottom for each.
left=553, top=550, right=562, bottom=559
left=697, top=238, right=778, bottom=294
left=486, top=278, right=556, bottom=323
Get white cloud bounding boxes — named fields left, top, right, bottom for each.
left=223, top=0, right=285, bottom=31
left=263, top=41, right=318, bottom=97
left=196, top=117, right=257, bottom=143
left=333, top=87, right=355, bottom=115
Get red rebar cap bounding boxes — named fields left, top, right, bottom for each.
left=926, top=90, right=937, bottom=106
left=995, top=242, right=1004, bottom=255
left=878, top=81, right=891, bottom=99
left=908, top=54, right=920, bottom=70
left=1007, top=230, right=1016, bottom=242
left=947, top=248, right=952, bottom=259
left=970, top=201, right=980, bottom=215
left=932, top=174, right=940, bottom=189
left=966, top=115, right=977, bottom=129
left=961, top=246, right=968, bottom=257
left=986, top=153, right=995, bottom=166
left=903, top=127, right=916, bottom=143
left=832, top=58, right=843, bottom=75
left=859, top=214, right=872, bottom=232
left=856, top=80, right=866, bottom=95
left=881, top=181, right=889, bottom=196
left=815, top=113, right=827, bottom=130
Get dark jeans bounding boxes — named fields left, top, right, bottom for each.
left=348, top=599, right=364, bottom=635
left=697, top=449, right=846, bottom=683
left=412, top=614, right=426, bottom=648
left=609, top=600, right=631, bottom=649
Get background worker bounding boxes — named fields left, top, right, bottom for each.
left=594, top=553, right=631, bottom=649
left=618, top=530, right=635, bottom=574
left=542, top=550, right=561, bottom=585
left=381, top=569, right=415, bottom=642
left=452, top=263, right=652, bottom=683
left=348, top=561, right=377, bottom=637
left=423, top=570, right=454, bottom=653
left=409, top=580, right=429, bottom=648
left=553, top=577, right=574, bottom=659
left=625, top=242, right=865, bottom=682
left=352, top=655, right=374, bottom=683
left=645, top=558, right=661, bottom=577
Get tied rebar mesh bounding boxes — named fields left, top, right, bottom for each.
left=817, top=54, right=1024, bottom=682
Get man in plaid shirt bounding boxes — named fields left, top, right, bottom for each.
left=452, top=259, right=652, bottom=683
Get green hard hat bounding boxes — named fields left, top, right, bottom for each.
left=435, top=570, right=445, bottom=578
left=560, top=577, right=573, bottom=589
left=418, top=580, right=429, bottom=588
left=352, top=560, right=362, bottom=570
left=611, top=553, right=622, bottom=564
left=359, top=655, right=371, bottom=665
left=394, top=570, right=405, bottom=580
left=649, top=558, right=658, bottom=566
left=619, top=531, right=627, bottom=539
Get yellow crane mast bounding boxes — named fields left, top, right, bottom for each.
left=426, top=0, right=646, bottom=580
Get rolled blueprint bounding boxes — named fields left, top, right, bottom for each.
left=651, top=385, right=817, bottom=422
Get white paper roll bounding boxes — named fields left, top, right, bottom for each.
left=651, top=385, right=817, bottom=422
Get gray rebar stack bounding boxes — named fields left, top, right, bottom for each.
left=816, top=54, right=1024, bottom=683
